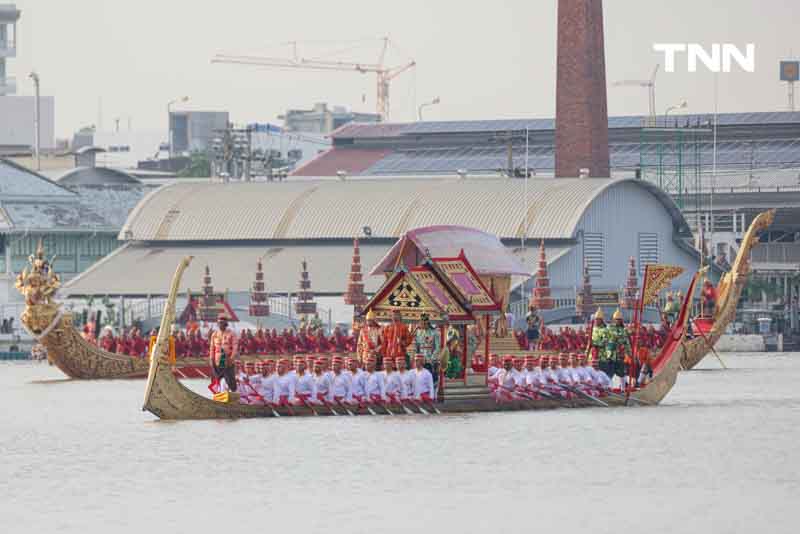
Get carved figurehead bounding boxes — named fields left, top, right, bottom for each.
left=15, top=239, right=61, bottom=335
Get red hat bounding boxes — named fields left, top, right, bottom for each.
left=278, top=358, right=290, bottom=366
left=217, top=313, right=228, bottom=322
left=394, top=356, right=405, bottom=364
left=293, top=355, right=304, bottom=363
left=524, top=355, right=537, bottom=365
left=414, top=353, right=425, bottom=360
left=314, top=358, right=326, bottom=366
left=513, top=357, right=524, bottom=365
left=502, top=354, right=514, bottom=363
left=332, top=356, right=344, bottom=364
left=366, top=355, right=377, bottom=363
left=244, top=361, right=255, bottom=369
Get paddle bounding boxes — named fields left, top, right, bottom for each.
left=240, top=378, right=281, bottom=417
left=690, top=318, right=727, bottom=369
left=558, top=383, right=609, bottom=407
left=405, top=398, right=430, bottom=415
left=334, top=398, right=356, bottom=416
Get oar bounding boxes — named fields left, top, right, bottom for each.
left=241, top=379, right=281, bottom=417
left=295, top=395, right=319, bottom=416
left=690, top=318, right=727, bottom=369
left=423, top=399, right=442, bottom=415
left=498, top=385, right=537, bottom=402
left=369, top=397, right=394, bottom=416
left=523, top=386, right=558, bottom=401
left=559, top=383, right=609, bottom=407
left=406, top=398, right=430, bottom=415
left=335, top=398, right=356, bottom=416
left=317, top=396, right=340, bottom=416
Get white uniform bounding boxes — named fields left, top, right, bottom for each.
left=588, top=366, right=611, bottom=388
left=258, top=373, right=276, bottom=403
left=349, top=369, right=367, bottom=401
left=294, top=371, right=317, bottom=404
left=314, top=372, right=332, bottom=403
left=488, top=365, right=501, bottom=380
left=365, top=371, right=387, bottom=401
left=410, top=367, right=435, bottom=400
left=241, top=373, right=263, bottom=404
left=400, top=370, right=415, bottom=400
left=273, top=372, right=296, bottom=404
left=331, top=371, right=352, bottom=402
left=385, top=370, right=404, bottom=401
left=556, top=366, right=575, bottom=386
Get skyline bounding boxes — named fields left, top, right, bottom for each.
left=9, top=0, right=800, bottom=138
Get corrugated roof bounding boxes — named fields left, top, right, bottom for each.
left=332, top=111, right=800, bottom=139
left=62, top=242, right=393, bottom=297
left=0, top=159, right=75, bottom=198
left=120, top=177, right=687, bottom=242
left=57, top=167, right=142, bottom=186
left=291, top=148, right=391, bottom=177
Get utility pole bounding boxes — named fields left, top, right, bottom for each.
left=28, top=71, right=40, bottom=170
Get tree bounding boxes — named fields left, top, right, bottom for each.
left=178, top=151, right=211, bottom=178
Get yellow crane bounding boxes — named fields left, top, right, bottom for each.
left=212, top=37, right=416, bottom=121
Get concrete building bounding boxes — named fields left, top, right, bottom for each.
left=62, top=176, right=703, bottom=324
left=169, top=111, right=229, bottom=155
left=0, top=4, right=55, bottom=151
left=0, top=3, right=19, bottom=96
left=280, top=103, right=380, bottom=135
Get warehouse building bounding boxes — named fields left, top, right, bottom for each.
left=62, top=175, right=704, bottom=324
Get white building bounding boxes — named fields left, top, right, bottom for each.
left=0, top=4, right=55, bottom=151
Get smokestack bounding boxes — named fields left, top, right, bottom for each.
left=555, top=0, right=610, bottom=178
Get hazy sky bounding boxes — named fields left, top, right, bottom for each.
left=10, top=0, right=800, bottom=138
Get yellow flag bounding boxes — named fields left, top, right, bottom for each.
left=641, top=265, right=685, bottom=306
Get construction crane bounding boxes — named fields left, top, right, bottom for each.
left=212, top=37, right=416, bottom=121
left=613, top=64, right=659, bottom=126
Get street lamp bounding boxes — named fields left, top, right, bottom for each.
left=167, top=95, right=189, bottom=158
left=28, top=71, right=40, bottom=171
left=664, top=100, right=688, bottom=127
left=418, top=96, right=441, bottom=121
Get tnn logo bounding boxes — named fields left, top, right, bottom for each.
left=653, top=44, right=755, bottom=73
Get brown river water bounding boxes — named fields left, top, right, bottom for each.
left=1, top=353, right=798, bottom=534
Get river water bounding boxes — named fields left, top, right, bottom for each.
left=1, top=353, right=798, bottom=534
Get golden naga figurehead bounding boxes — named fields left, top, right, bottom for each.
left=15, top=239, right=62, bottom=335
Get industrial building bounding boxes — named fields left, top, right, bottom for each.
left=0, top=4, right=55, bottom=152
left=62, top=175, right=703, bottom=324
left=292, top=111, right=800, bottom=293
left=0, top=160, right=151, bottom=321
left=279, top=103, right=381, bottom=135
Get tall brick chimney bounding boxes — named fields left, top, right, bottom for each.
left=555, top=0, right=610, bottom=178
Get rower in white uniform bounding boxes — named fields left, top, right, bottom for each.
left=410, top=354, right=435, bottom=402
left=293, top=356, right=317, bottom=407
left=364, top=355, right=387, bottom=404
left=313, top=358, right=332, bottom=405
left=273, top=358, right=296, bottom=406
left=384, top=357, right=405, bottom=405
left=257, top=360, right=277, bottom=405
left=347, top=357, right=367, bottom=406
left=398, top=356, right=415, bottom=401
left=330, top=356, right=353, bottom=405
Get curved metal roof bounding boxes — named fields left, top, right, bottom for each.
left=57, top=167, right=141, bottom=186
left=120, top=177, right=690, bottom=242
